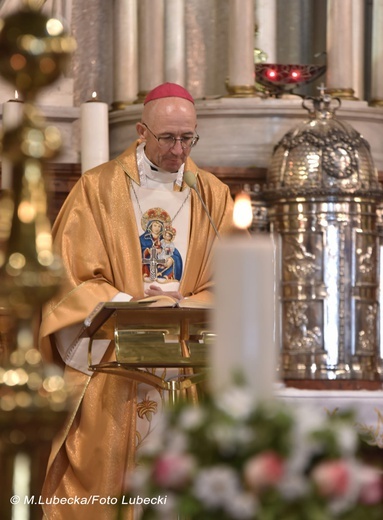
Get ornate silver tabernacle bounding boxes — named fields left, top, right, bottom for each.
left=263, top=90, right=383, bottom=381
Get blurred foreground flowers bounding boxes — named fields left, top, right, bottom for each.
left=122, top=385, right=383, bottom=520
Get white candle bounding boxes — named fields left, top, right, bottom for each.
left=1, top=91, right=24, bottom=189
left=211, top=231, right=276, bottom=403
left=80, top=92, right=109, bottom=174
left=3, top=91, right=24, bottom=130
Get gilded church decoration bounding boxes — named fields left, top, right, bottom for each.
left=262, top=91, right=383, bottom=380
left=285, top=301, right=322, bottom=352
left=284, top=235, right=320, bottom=283
left=276, top=126, right=365, bottom=179
left=357, top=304, right=377, bottom=353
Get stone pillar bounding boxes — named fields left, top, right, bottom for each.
left=137, top=0, right=165, bottom=102
left=254, top=0, right=276, bottom=63
left=227, top=0, right=256, bottom=96
left=165, top=0, right=185, bottom=85
left=326, top=0, right=357, bottom=99
left=112, top=0, right=138, bottom=109
left=370, top=0, right=383, bottom=106
left=72, top=0, right=114, bottom=106
left=276, top=0, right=302, bottom=64
left=352, top=0, right=365, bottom=100
left=184, top=0, right=229, bottom=99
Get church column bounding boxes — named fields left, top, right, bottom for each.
left=326, top=0, right=357, bottom=99
left=112, top=0, right=138, bottom=109
left=227, top=0, right=256, bottom=97
left=137, top=0, right=165, bottom=102
left=165, top=0, right=185, bottom=85
left=370, top=0, right=383, bottom=106
left=254, top=0, right=276, bottom=63
left=351, top=0, right=365, bottom=100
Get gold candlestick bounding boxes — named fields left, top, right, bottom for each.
left=0, top=4, right=76, bottom=519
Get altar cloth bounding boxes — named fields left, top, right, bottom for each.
left=276, top=387, right=383, bottom=447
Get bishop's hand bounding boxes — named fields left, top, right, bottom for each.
left=145, top=284, right=183, bottom=301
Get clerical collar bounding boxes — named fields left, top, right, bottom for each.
left=136, top=142, right=184, bottom=187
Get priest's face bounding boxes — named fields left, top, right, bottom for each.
left=137, top=98, right=197, bottom=173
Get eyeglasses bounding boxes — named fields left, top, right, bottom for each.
left=142, top=123, right=199, bottom=150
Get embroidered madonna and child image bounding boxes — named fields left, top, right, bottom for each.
left=140, top=207, right=182, bottom=282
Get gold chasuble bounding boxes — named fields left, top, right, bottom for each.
left=39, top=140, right=234, bottom=519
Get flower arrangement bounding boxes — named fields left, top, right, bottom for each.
left=123, top=385, right=383, bottom=520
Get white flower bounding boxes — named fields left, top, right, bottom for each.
left=287, top=404, right=328, bottom=473
left=208, top=423, right=240, bottom=456
left=225, top=491, right=259, bottom=519
left=193, top=466, right=240, bottom=508
left=333, top=424, right=358, bottom=456
left=291, top=403, right=327, bottom=437
left=216, top=386, right=255, bottom=420
left=178, top=406, right=206, bottom=430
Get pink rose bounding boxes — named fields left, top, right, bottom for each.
left=358, top=465, right=383, bottom=505
left=152, top=452, right=195, bottom=489
left=311, top=459, right=350, bottom=497
left=244, top=451, right=284, bottom=491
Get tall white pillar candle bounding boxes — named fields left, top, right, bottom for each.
left=211, top=233, right=276, bottom=403
left=80, top=93, right=109, bottom=174
left=1, top=93, right=24, bottom=189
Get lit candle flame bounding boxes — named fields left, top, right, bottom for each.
left=91, top=91, right=97, bottom=100
left=14, top=90, right=18, bottom=100
left=233, top=192, right=253, bottom=229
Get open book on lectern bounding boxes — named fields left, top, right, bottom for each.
left=80, top=295, right=213, bottom=340
left=134, top=294, right=213, bottom=309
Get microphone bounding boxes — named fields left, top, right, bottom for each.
left=184, top=170, right=220, bottom=239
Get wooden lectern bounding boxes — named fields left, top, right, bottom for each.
left=82, top=301, right=214, bottom=404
